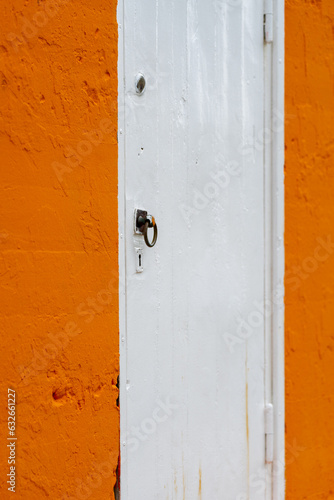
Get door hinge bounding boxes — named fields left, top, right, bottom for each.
left=265, top=403, right=274, bottom=463
left=264, top=0, right=273, bottom=43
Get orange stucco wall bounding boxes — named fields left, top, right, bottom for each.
left=285, top=0, right=334, bottom=498
left=0, top=1, right=119, bottom=499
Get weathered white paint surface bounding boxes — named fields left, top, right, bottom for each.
left=118, top=1, right=284, bottom=499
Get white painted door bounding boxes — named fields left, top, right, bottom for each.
left=118, top=1, right=284, bottom=499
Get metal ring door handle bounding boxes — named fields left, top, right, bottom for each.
left=143, top=219, right=158, bottom=248
left=135, top=210, right=158, bottom=248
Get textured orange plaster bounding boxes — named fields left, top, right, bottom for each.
left=285, top=0, right=334, bottom=498
left=0, top=1, right=119, bottom=498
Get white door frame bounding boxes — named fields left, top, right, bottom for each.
left=270, top=1, right=285, bottom=498
left=117, top=1, right=285, bottom=498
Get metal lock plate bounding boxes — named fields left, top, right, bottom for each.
left=134, top=209, right=147, bottom=235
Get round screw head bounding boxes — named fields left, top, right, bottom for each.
left=135, top=73, right=146, bottom=95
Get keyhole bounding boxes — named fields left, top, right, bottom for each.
left=135, top=73, right=146, bottom=95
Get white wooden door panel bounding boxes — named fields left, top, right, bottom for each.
left=118, top=1, right=283, bottom=499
